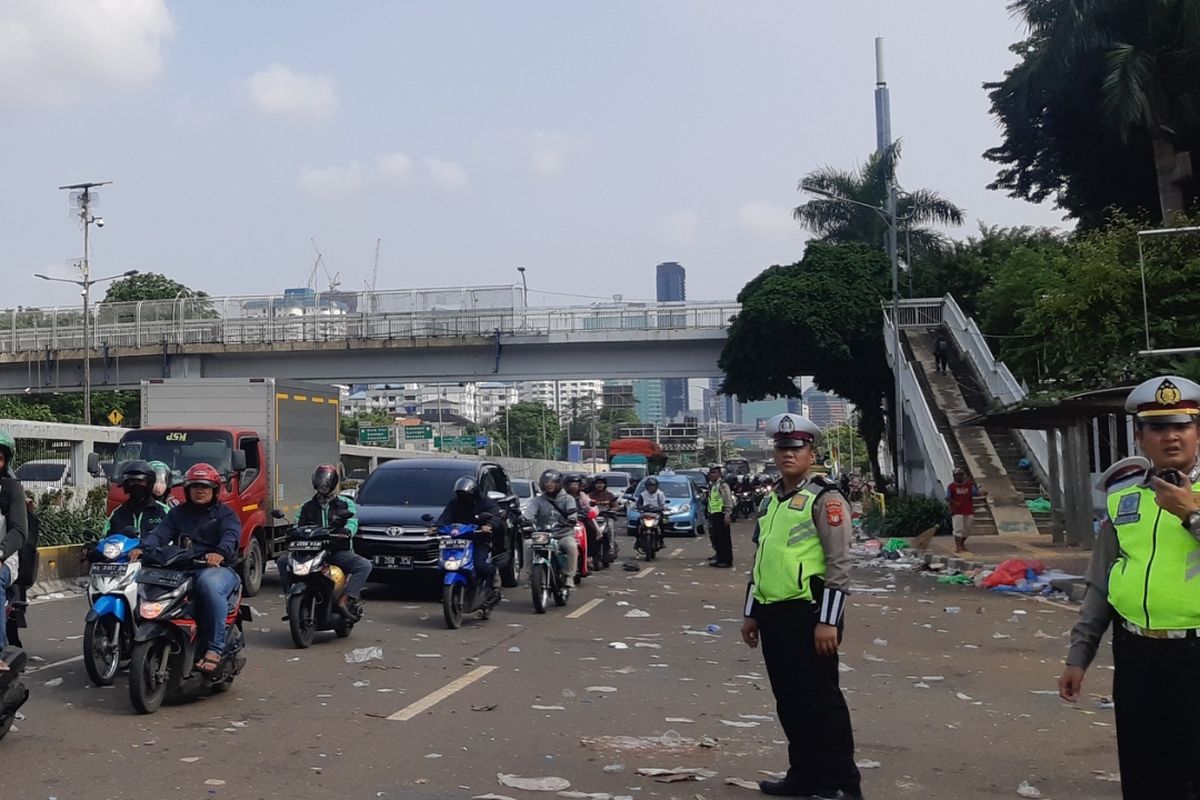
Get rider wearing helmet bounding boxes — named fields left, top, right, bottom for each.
left=564, top=473, right=601, bottom=567
left=436, top=476, right=503, bottom=595
left=147, top=460, right=176, bottom=507
left=279, top=464, right=370, bottom=618
left=636, top=476, right=668, bottom=514
left=102, top=460, right=169, bottom=538
left=0, top=429, right=30, bottom=659
left=523, top=469, right=581, bottom=585
left=133, top=463, right=241, bottom=674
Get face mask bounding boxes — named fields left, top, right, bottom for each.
left=126, top=483, right=150, bottom=502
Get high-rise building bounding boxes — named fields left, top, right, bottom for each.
left=631, top=380, right=666, bottom=425
left=804, top=388, right=850, bottom=429
left=656, top=262, right=688, bottom=421
left=518, top=380, right=604, bottom=419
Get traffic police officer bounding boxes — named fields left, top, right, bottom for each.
left=706, top=464, right=735, bottom=567
left=742, top=413, right=863, bottom=800
left=1060, top=376, right=1200, bottom=798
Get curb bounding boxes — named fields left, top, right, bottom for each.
left=28, top=577, right=88, bottom=600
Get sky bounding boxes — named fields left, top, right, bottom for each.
left=0, top=1, right=1066, bottom=310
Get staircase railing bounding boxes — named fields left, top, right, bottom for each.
left=939, top=294, right=1050, bottom=483
left=883, top=309, right=956, bottom=497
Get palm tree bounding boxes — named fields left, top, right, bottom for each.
left=1005, top=0, right=1200, bottom=219
left=793, top=142, right=965, bottom=254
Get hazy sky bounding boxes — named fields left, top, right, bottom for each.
left=1, top=1, right=1064, bottom=310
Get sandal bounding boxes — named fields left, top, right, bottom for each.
left=194, top=652, right=221, bottom=674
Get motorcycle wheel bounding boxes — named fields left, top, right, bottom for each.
left=500, top=539, right=521, bottom=588
left=287, top=593, right=316, bottom=649
left=531, top=564, right=549, bottom=614
left=442, top=583, right=465, bottom=629
left=554, top=579, right=569, bottom=607
left=128, top=640, right=170, bottom=715
left=84, top=616, right=122, bottom=686
left=0, top=684, right=28, bottom=740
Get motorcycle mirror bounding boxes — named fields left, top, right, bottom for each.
left=486, top=490, right=506, bottom=501
left=86, top=451, right=103, bottom=477
left=270, top=509, right=286, bottom=520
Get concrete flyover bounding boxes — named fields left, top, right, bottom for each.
left=0, top=293, right=738, bottom=393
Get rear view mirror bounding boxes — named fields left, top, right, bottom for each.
left=231, top=450, right=247, bottom=473
left=87, top=452, right=103, bottom=477
left=487, top=491, right=506, bottom=502
left=270, top=509, right=286, bottom=520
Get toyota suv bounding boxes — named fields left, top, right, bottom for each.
left=352, top=458, right=523, bottom=588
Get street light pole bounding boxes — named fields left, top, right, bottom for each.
left=516, top=266, right=528, bottom=307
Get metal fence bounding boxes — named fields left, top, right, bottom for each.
left=0, top=290, right=739, bottom=355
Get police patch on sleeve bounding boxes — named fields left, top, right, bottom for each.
left=825, top=500, right=845, bottom=527
left=1114, top=492, right=1141, bottom=525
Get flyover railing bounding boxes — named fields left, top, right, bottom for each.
left=0, top=289, right=740, bottom=354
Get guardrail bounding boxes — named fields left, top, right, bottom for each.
left=882, top=311, right=956, bottom=497
left=1, top=292, right=740, bottom=354
left=938, top=294, right=1049, bottom=479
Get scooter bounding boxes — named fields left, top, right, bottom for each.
left=283, top=523, right=359, bottom=647
left=127, top=547, right=250, bottom=714
left=529, top=528, right=571, bottom=613
left=83, top=533, right=142, bottom=686
left=637, top=510, right=665, bottom=561
left=735, top=490, right=757, bottom=520
left=593, top=509, right=620, bottom=570
left=438, top=524, right=500, bottom=629
left=0, top=592, right=30, bottom=741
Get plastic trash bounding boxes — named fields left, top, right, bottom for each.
left=936, top=574, right=974, bottom=585
left=944, top=607, right=961, bottom=614
left=855, top=759, right=881, bottom=769
left=881, top=537, right=909, bottom=553
left=624, top=609, right=650, bottom=618
left=872, top=638, right=889, bottom=647
left=344, top=646, right=383, bottom=664
left=658, top=730, right=683, bottom=747
left=1016, top=781, right=1041, bottom=798
left=497, top=775, right=572, bottom=792
left=602, top=764, right=625, bottom=774
left=706, top=624, right=721, bottom=633
left=725, top=778, right=761, bottom=790
left=608, top=642, right=629, bottom=650
left=585, top=686, right=618, bottom=693
left=44, top=677, right=63, bottom=687
left=720, top=719, right=760, bottom=727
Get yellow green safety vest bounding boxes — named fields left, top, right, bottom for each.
left=707, top=487, right=725, bottom=514
left=752, top=484, right=826, bottom=605
left=1107, top=481, right=1200, bottom=630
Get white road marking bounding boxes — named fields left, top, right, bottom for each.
left=26, top=654, right=83, bottom=674
left=388, top=665, right=498, bottom=721
left=632, top=566, right=656, bottom=579
left=566, top=598, right=606, bottom=619
left=1034, top=597, right=1078, bottom=613
left=669, top=548, right=683, bottom=557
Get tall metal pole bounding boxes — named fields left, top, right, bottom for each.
left=876, top=37, right=904, bottom=494
left=82, top=210, right=91, bottom=425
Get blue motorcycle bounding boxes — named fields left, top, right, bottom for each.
left=438, top=525, right=499, bottom=629
left=83, top=533, right=142, bottom=686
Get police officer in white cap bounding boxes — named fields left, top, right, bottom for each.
left=1060, top=375, right=1200, bottom=798
left=742, top=413, right=862, bottom=800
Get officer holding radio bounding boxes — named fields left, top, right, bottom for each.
left=1060, top=375, right=1200, bottom=798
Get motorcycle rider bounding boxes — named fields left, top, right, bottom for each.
left=279, top=464, right=371, bottom=619
left=435, top=476, right=502, bottom=596
left=588, top=476, right=619, bottom=510
left=148, top=460, right=177, bottom=507
left=524, top=469, right=580, bottom=585
left=5, top=496, right=38, bottom=649
left=564, top=473, right=601, bottom=567
left=130, top=463, right=241, bottom=675
left=635, top=477, right=669, bottom=552
left=102, top=460, right=169, bottom=538
left=0, top=430, right=29, bottom=665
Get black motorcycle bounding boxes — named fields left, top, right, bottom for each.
left=636, top=510, right=664, bottom=561
left=283, top=524, right=360, bottom=647
left=127, top=547, right=251, bottom=714
left=734, top=491, right=757, bottom=521
left=594, top=509, right=620, bottom=569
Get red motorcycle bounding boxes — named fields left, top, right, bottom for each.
left=574, top=509, right=592, bottom=582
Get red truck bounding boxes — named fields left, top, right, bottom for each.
left=93, top=378, right=342, bottom=597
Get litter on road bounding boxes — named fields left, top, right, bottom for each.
left=344, top=647, right=384, bottom=664
left=497, top=774, right=572, bottom=792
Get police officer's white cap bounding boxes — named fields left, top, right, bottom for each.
left=1125, top=375, right=1200, bottom=424
left=765, top=413, right=821, bottom=448
left=1093, top=455, right=1150, bottom=492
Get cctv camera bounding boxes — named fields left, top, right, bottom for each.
left=94, top=217, right=105, bottom=228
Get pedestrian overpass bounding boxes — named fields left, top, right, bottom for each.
left=0, top=287, right=739, bottom=393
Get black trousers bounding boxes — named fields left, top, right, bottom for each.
left=1112, top=625, right=1200, bottom=799
left=708, top=514, right=732, bottom=564
left=757, top=600, right=861, bottom=794
left=935, top=353, right=949, bottom=372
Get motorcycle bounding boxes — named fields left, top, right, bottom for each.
left=529, top=528, right=571, bottom=613
left=1, top=587, right=30, bottom=741
left=83, top=533, right=141, bottom=686
left=438, top=524, right=501, bottom=629
left=283, top=523, right=359, bottom=647
left=593, top=509, right=620, bottom=570
left=734, top=491, right=757, bottom=520
left=574, top=513, right=590, bottom=583
left=127, top=547, right=250, bottom=714
left=637, top=510, right=665, bottom=561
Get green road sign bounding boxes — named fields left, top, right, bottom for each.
left=403, top=425, right=434, bottom=440
left=358, top=426, right=392, bottom=444
left=435, top=436, right=478, bottom=449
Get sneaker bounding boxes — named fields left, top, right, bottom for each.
left=710, top=561, right=733, bottom=568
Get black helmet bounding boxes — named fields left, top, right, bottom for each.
left=645, top=477, right=659, bottom=489
left=564, top=473, right=583, bottom=491
left=120, top=460, right=155, bottom=501
left=539, top=469, right=563, bottom=495
left=454, top=476, right=478, bottom=497
left=593, top=476, right=607, bottom=487
left=312, top=463, right=340, bottom=497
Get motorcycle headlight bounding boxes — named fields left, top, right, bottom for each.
left=644, top=517, right=658, bottom=527
left=139, top=600, right=169, bottom=619
left=102, top=542, right=123, bottom=560
left=443, top=557, right=463, bottom=571
left=292, top=558, right=314, bottom=577
left=531, top=532, right=550, bottom=545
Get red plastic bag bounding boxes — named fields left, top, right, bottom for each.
left=982, top=559, right=1034, bottom=589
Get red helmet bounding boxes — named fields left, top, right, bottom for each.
left=183, top=463, right=222, bottom=491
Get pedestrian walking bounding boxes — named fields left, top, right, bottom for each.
left=705, top=465, right=734, bottom=568
left=742, top=413, right=863, bottom=799
left=1059, top=375, right=1200, bottom=798
left=933, top=332, right=950, bottom=374
left=946, top=467, right=985, bottom=553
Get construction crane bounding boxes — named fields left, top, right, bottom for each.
left=307, top=238, right=341, bottom=292
left=365, top=238, right=381, bottom=292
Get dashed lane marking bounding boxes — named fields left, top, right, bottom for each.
left=565, top=598, right=606, bottom=619
left=387, top=665, right=498, bottom=721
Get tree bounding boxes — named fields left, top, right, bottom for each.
left=340, top=410, right=394, bottom=444
left=719, top=242, right=893, bottom=484
left=822, top=424, right=870, bottom=475
left=985, top=0, right=1200, bottom=225
left=493, top=402, right=561, bottom=460
left=103, top=272, right=209, bottom=303
left=793, top=142, right=965, bottom=254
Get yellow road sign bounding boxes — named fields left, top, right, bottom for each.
left=107, top=409, right=124, bottom=426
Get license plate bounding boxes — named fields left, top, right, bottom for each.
left=137, top=568, right=188, bottom=587
left=90, top=563, right=128, bottom=577
left=372, top=555, right=413, bottom=569
left=289, top=540, right=323, bottom=550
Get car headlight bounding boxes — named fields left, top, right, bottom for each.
left=677, top=504, right=690, bottom=514
left=102, top=542, right=123, bottom=560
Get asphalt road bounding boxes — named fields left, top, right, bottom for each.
left=4, top=523, right=1123, bottom=800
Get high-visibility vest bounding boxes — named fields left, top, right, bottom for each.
left=752, top=484, right=826, bottom=605
left=708, top=487, right=725, bottom=514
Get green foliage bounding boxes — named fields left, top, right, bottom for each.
left=985, top=0, right=1200, bottom=224
left=493, top=402, right=562, bottom=459
left=719, top=242, right=892, bottom=483
left=34, top=486, right=109, bottom=547
left=823, top=424, right=869, bottom=472
left=103, top=273, right=209, bottom=304
left=0, top=391, right=139, bottom=426
left=340, top=410, right=394, bottom=444
left=862, top=493, right=949, bottom=538
left=794, top=141, right=964, bottom=253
